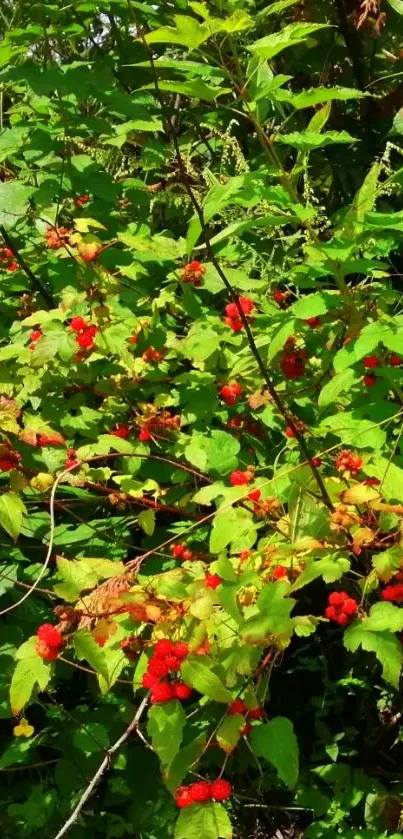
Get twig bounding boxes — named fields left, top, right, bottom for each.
left=53, top=694, right=149, bottom=839
left=0, top=759, right=59, bottom=772
left=0, top=225, right=54, bottom=306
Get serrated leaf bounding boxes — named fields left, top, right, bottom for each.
left=276, top=130, right=357, bottom=151
left=361, top=602, right=403, bottom=633
left=143, top=15, right=210, bottom=49
left=318, top=413, right=386, bottom=450
left=147, top=700, right=186, bottom=767
left=175, top=801, right=232, bottom=839
left=291, top=292, right=339, bottom=319
left=180, top=656, right=231, bottom=702
left=291, top=557, right=350, bottom=592
left=318, top=368, right=358, bottom=407
left=166, top=735, right=207, bottom=793
left=0, top=492, right=26, bottom=540
left=250, top=717, right=299, bottom=788
left=277, top=86, right=364, bottom=109
left=372, top=546, right=403, bottom=582
left=249, top=23, right=329, bottom=60
left=343, top=624, right=402, bottom=687
left=0, top=182, right=35, bottom=228
left=73, top=630, right=109, bottom=680
left=10, top=638, right=50, bottom=714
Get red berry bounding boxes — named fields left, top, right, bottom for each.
left=229, top=470, right=250, bottom=486
left=224, top=316, right=244, bottom=332
left=182, top=549, right=193, bottom=561
left=246, top=707, right=264, bottom=720
left=37, top=434, right=63, bottom=447
left=150, top=682, right=175, bottom=704
left=70, top=316, right=88, bottom=333
left=281, top=352, right=306, bottom=380
left=241, top=722, right=253, bottom=736
left=154, top=639, right=174, bottom=658
left=148, top=658, right=171, bottom=678
left=7, top=261, right=18, bottom=271
left=311, top=457, right=322, bottom=467
left=247, top=489, right=261, bottom=501
left=229, top=699, right=246, bottom=715
left=343, top=598, right=358, bottom=616
left=138, top=428, right=151, bottom=441
left=109, top=424, right=130, bottom=439
left=173, top=682, right=192, bottom=701
left=189, top=781, right=212, bottom=803
left=305, top=316, right=321, bottom=327
left=364, top=477, right=380, bottom=486
left=328, top=591, right=345, bottom=606
left=389, top=353, right=402, bottom=366
left=285, top=427, right=295, bottom=438
left=336, top=613, right=349, bottom=626
left=173, top=641, right=189, bottom=659
left=210, top=779, right=232, bottom=802
left=363, top=355, right=379, bottom=368
left=129, top=334, right=138, bottom=344
left=37, top=623, right=63, bottom=648
left=205, top=573, right=223, bottom=590
left=325, top=605, right=337, bottom=621
left=219, top=383, right=242, bottom=405
left=142, top=672, right=159, bottom=689
left=272, top=565, right=287, bottom=580
left=76, top=331, right=95, bottom=349
left=273, top=290, right=286, bottom=304
left=170, top=544, right=185, bottom=558
left=164, top=655, right=181, bottom=672
left=175, top=786, right=193, bottom=809
left=36, top=639, right=59, bottom=661
left=0, top=453, right=20, bottom=471
left=30, top=329, right=42, bottom=343
left=363, top=373, right=376, bottom=387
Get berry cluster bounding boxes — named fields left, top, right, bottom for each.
left=175, top=778, right=232, bottom=808
left=75, top=194, right=90, bottom=207
left=325, top=592, right=358, bottom=625
left=180, top=260, right=206, bottom=286
left=142, top=639, right=191, bottom=703
left=170, top=543, right=193, bottom=561
left=70, top=316, right=98, bottom=351
left=335, top=450, right=363, bottom=476
left=36, top=624, right=64, bottom=661
left=228, top=699, right=264, bottom=735
left=137, top=411, right=180, bottom=442
left=223, top=296, right=254, bottom=332
left=0, top=246, right=17, bottom=272
left=45, top=226, right=72, bottom=249
left=219, top=382, right=242, bottom=406
left=281, top=351, right=307, bottom=380
left=382, top=584, right=403, bottom=603
left=142, top=346, right=165, bottom=363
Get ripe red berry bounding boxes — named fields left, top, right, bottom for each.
left=175, top=786, right=193, bottom=809
left=305, top=316, right=321, bottom=327
left=281, top=352, right=306, bottom=380
left=272, top=565, right=287, bottom=580
left=138, top=428, right=151, bottom=441
left=328, top=591, right=345, bottom=606
left=189, top=781, right=212, bottom=803
left=389, top=353, right=402, bottom=366
left=229, top=699, right=246, bottom=715
left=37, top=434, right=63, bottom=447
left=36, top=639, right=59, bottom=661
left=109, top=424, right=130, bottom=439
left=164, top=655, right=181, bottom=672
left=182, top=549, right=193, bottom=561
left=210, top=779, right=232, bottom=802
left=30, top=329, right=42, bottom=343
left=246, top=707, right=264, bottom=720
left=205, top=573, right=223, bottom=590
left=37, top=624, right=63, bottom=648
left=154, top=639, right=174, bottom=658
left=241, top=721, right=253, bottom=736
left=148, top=658, right=171, bottom=678
left=363, top=355, right=379, bottom=368
left=75, top=194, right=89, bottom=207
left=0, top=452, right=20, bottom=471
left=325, top=591, right=357, bottom=624
left=171, top=544, right=185, bottom=558
left=7, top=261, right=18, bottom=271
left=273, top=290, right=286, bottom=304
left=70, top=316, right=88, bottom=333
left=150, top=682, right=175, bottom=704
left=225, top=297, right=254, bottom=319
left=219, top=382, right=242, bottom=405
left=173, top=682, right=192, bottom=701
left=76, top=331, right=95, bottom=349
left=229, top=470, right=250, bottom=486
left=285, top=427, right=295, bottom=438
left=173, top=641, right=189, bottom=659
left=247, top=489, right=261, bottom=501
left=363, top=373, right=377, bottom=387
left=335, top=450, right=362, bottom=476
left=364, top=477, right=380, bottom=486
left=224, top=316, right=243, bottom=332
left=311, top=457, right=322, bottom=467
left=142, top=672, right=160, bottom=689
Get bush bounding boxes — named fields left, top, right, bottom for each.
left=1, top=1, right=403, bottom=838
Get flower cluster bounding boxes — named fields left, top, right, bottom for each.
left=223, top=296, right=254, bottom=332
left=219, top=382, right=242, bottom=406
left=142, top=639, right=191, bottom=703
left=70, top=316, right=98, bottom=351
left=36, top=624, right=64, bottom=661
left=335, top=450, right=363, bottom=476
left=180, top=260, right=206, bottom=286
left=325, top=591, right=358, bottom=625
left=175, top=778, right=232, bottom=808
left=0, top=246, right=17, bottom=272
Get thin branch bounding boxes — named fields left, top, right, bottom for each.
left=53, top=695, right=149, bottom=839
left=0, top=225, right=54, bottom=306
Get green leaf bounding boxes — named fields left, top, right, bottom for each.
left=242, top=583, right=295, bottom=642
left=180, top=656, right=231, bottom=702
left=147, top=700, right=186, bottom=767
left=185, top=430, right=240, bottom=476
left=143, top=15, right=210, bottom=49
left=387, top=0, right=403, bottom=13
left=276, top=86, right=364, bottom=109
left=142, top=80, right=230, bottom=102
left=10, top=638, right=50, bottom=714
left=249, top=23, right=329, bottom=60
left=344, top=624, right=402, bottom=687
left=210, top=507, right=257, bottom=555
left=166, top=735, right=207, bottom=793
left=291, top=556, right=351, bottom=592
left=175, top=801, right=232, bottom=839
left=318, top=368, right=358, bottom=407
left=138, top=509, right=156, bottom=536
left=360, top=602, right=403, bottom=633
left=216, top=713, right=244, bottom=753
left=276, top=131, right=357, bottom=151
left=318, top=413, right=386, bottom=450
left=0, top=182, right=35, bottom=228
left=73, top=630, right=109, bottom=680
left=362, top=457, right=403, bottom=503
left=372, top=546, right=403, bottom=581
left=0, top=492, right=26, bottom=540
left=291, top=292, right=339, bottom=319
left=250, top=717, right=299, bottom=788
left=267, top=319, right=297, bottom=361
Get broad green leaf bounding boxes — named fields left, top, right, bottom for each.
left=143, top=16, right=210, bottom=48
left=250, top=717, right=299, bottom=788
left=318, top=368, right=358, bottom=407
left=10, top=638, right=50, bottom=714
left=267, top=318, right=297, bottom=361
left=292, top=292, right=339, bottom=319
left=166, top=735, right=207, bottom=793
left=216, top=713, right=244, bottom=753
left=0, top=182, right=35, bottom=228
left=138, top=509, right=156, bottom=536
left=185, top=430, right=240, bottom=476
left=343, top=625, right=402, bottom=687
left=276, top=86, right=364, bottom=109
left=276, top=131, right=357, bottom=151
left=318, top=413, right=386, bottom=450
left=291, top=557, right=350, bottom=592
left=372, top=546, right=403, bottom=581
left=180, top=656, right=231, bottom=702
left=210, top=507, right=257, bottom=554
left=142, top=80, right=230, bottom=102
left=360, top=602, right=403, bottom=633
left=242, top=583, right=295, bottom=641
left=175, top=801, right=232, bottom=839
left=147, top=700, right=186, bottom=767
left=0, top=492, right=26, bottom=540
left=73, top=630, right=109, bottom=680
left=249, top=23, right=329, bottom=60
